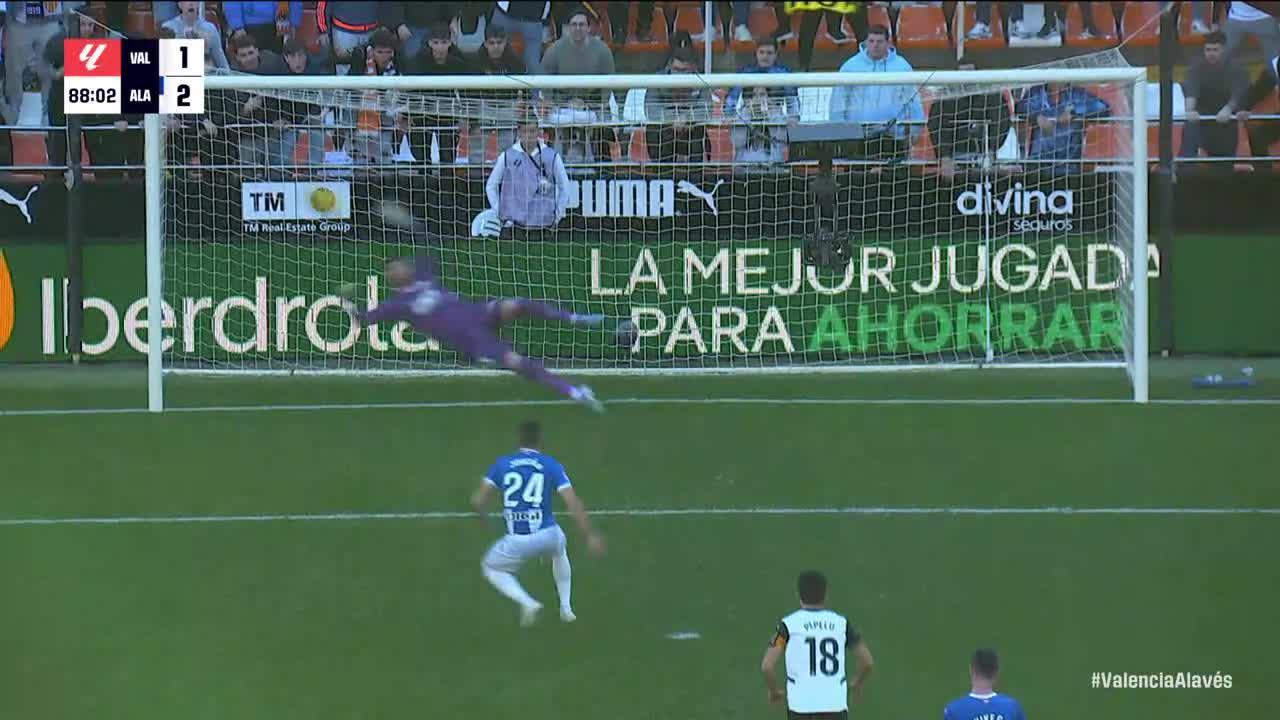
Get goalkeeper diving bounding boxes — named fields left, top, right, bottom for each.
left=339, top=204, right=615, bottom=413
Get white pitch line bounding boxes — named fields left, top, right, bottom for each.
left=1, top=506, right=1277, bottom=528
left=3, top=396, right=1280, bottom=417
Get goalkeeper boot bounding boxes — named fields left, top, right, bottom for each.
left=573, top=386, right=606, bottom=414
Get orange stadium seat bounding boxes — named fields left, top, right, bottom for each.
left=731, top=4, right=783, bottom=52
left=125, top=7, right=155, bottom=37
left=707, top=126, right=733, bottom=166
left=9, top=132, right=49, bottom=183
left=622, top=4, right=670, bottom=53
left=911, top=98, right=938, bottom=169
left=1066, top=2, right=1119, bottom=48
left=672, top=2, right=726, bottom=53
left=1082, top=123, right=1122, bottom=163
left=1120, top=1, right=1161, bottom=46
left=627, top=129, right=649, bottom=163
left=896, top=4, right=950, bottom=50
left=868, top=5, right=891, bottom=36
left=1249, top=89, right=1280, bottom=161
left=954, top=2, right=1006, bottom=50
left=1178, top=1, right=1209, bottom=44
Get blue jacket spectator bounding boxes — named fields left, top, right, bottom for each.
left=828, top=27, right=924, bottom=138
left=224, top=1, right=303, bottom=34
left=1019, top=83, right=1110, bottom=173
left=726, top=38, right=799, bottom=118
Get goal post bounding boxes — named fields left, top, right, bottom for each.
left=145, top=66, right=1149, bottom=409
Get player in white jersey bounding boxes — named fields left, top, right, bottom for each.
left=761, top=570, right=875, bottom=719
left=470, top=421, right=606, bottom=626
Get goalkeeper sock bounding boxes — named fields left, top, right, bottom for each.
left=512, top=356, right=578, bottom=399
left=551, top=550, right=573, bottom=612
left=483, top=567, right=540, bottom=610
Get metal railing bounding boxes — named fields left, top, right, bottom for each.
left=3, top=114, right=1279, bottom=172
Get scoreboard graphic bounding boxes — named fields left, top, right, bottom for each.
left=64, top=38, right=204, bottom=115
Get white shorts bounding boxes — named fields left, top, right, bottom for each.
left=482, top=525, right=567, bottom=573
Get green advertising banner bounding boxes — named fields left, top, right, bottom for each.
left=0, top=235, right=1275, bottom=365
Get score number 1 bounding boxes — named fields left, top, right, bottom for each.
left=159, top=38, right=205, bottom=115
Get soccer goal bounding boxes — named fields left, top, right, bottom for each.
left=142, top=65, right=1148, bottom=409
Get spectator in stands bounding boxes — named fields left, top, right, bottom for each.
left=542, top=6, right=616, bottom=165
left=41, top=31, right=67, bottom=173
left=2, top=0, right=70, bottom=125
left=223, top=1, right=303, bottom=56
left=407, top=22, right=471, bottom=168
left=468, top=24, right=526, bottom=166
left=796, top=3, right=864, bottom=72
left=928, top=56, right=1014, bottom=179
left=731, top=86, right=789, bottom=169
left=608, top=1, right=655, bottom=45
left=151, top=3, right=180, bottom=27
left=318, top=0, right=386, bottom=74
left=231, top=32, right=287, bottom=74
left=551, top=1, right=599, bottom=35
left=726, top=37, right=798, bottom=123
left=731, top=1, right=789, bottom=44
left=385, top=2, right=457, bottom=59
left=657, top=29, right=694, bottom=72
left=274, top=38, right=328, bottom=173
left=968, top=3, right=1102, bottom=42
left=645, top=46, right=712, bottom=166
left=1225, top=1, right=1280, bottom=63
left=829, top=25, right=924, bottom=164
left=1182, top=31, right=1251, bottom=161
left=490, top=1, right=551, bottom=74
left=163, top=1, right=231, bottom=71
left=1240, top=51, right=1279, bottom=165
left=78, top=7, right=126, bottom=40
left=456, top=3, right=491, bottom=54
left=1019, top=82, right=1110, bottom=174
left=230, top=33, right=290, bottom=170
left=485, top=114, right=571, bottom=233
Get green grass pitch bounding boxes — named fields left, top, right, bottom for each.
left=1, top=362, right=1277, bottom=719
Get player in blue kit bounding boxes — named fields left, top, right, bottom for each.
left=943, top=649, right=1026, bottom=720
left=470, top=421, right=606, bottom=626
left=339, top=202, right=611, bottom=412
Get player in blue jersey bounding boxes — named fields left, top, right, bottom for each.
left=943, top=649, right=1026, bottom=720
left=470, top=421, right=606, bottom=626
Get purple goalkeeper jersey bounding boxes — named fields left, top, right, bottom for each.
left=357, top=259, right=505, bottom=360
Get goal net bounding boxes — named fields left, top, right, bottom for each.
left=148, top=65, right=1147, bottom=402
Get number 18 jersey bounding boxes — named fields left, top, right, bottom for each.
left=771, top=608, right=858, bottom=714
left=484, top=449, right=571, bottom=535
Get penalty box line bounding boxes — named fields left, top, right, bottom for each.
left=2, top=506, right=1278, bottom=527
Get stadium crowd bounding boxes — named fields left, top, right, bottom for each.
left=0, top=1, right=1277, bottom=179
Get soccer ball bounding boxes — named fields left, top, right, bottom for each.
left=615, top=320, right=638, bottom=349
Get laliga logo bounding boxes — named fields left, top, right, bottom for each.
left=80, top=42, right=109, bottom=72
left=0, top=250, right=14, bottom=351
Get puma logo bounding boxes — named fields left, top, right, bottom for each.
left=0, top=185, right=39, bottom=224
left=676, top=179, right=724, bottom=217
